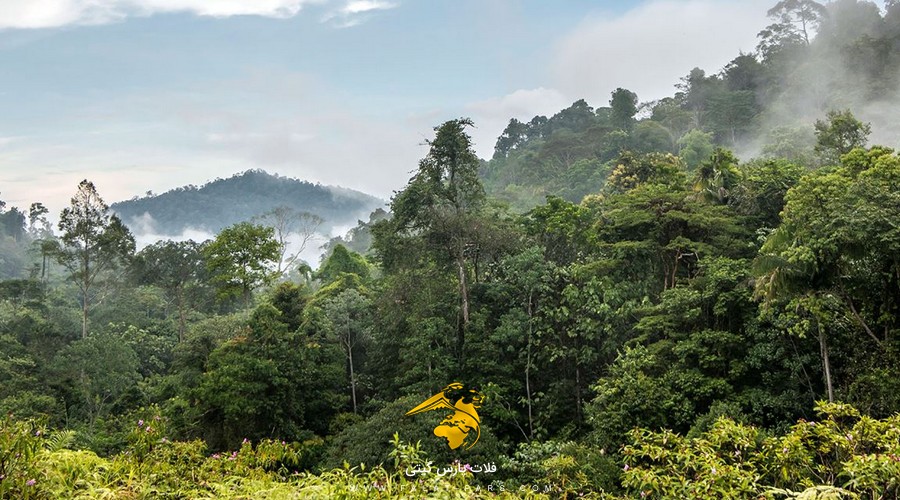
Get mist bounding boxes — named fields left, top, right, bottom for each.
left=125, top=211, right=366, bottom=272
left=736, top=0, right=900, bottom=159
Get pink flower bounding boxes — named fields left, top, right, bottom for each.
left=138, top=419, right=144, bottom=426
left=26, top=479, right=36, bottom=486
left=146, top=426, right=152, bottom=433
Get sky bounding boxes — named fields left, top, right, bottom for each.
left=0, top=0, right=773, bottom=217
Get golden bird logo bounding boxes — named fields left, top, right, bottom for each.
left=406, top=383, right=484, bottom=450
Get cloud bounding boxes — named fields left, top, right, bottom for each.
left=321, top=0, right=397, bottom=28
left=342, top=0, right=396, bottom=15
left=0, top=0, right=324, bottom=29
left=552, top=0, right=771, bottom=105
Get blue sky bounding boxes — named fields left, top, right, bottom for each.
left=0, top=0, right=771, bottom=219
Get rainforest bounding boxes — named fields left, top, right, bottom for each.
left=2, top=1, right=900, bottom=498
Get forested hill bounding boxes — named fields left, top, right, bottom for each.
left=110, top=169, right=384, bottom=235
left=481, top=0, right=900, bottom=211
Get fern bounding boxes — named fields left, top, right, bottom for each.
left=43, top=429, right=76, bottom=452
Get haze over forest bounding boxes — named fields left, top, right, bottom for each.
left=2, top=1, right=900, bottom=498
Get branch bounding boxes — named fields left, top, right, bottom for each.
left=838, top=279, right=883, bottom=347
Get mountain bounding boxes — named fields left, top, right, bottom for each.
left=110, top=169, right=384, bottom=236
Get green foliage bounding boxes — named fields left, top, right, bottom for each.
left=587, top=346, right=677, bottom=451
left=814, top=110, right=872, bottom=165
left=501, top=440, right=621, bottom=496
left=316, top=244, right=371, bottom=284
left=762, top=126, right=816, bottom=167
left=603, top=152, right=686, bottom=195
left=678, top=129, right=715, bottom=171
left=48, top=331, right=142, bottom=428
left=692, top=148, right=742, bottom=204
left=609, top=88, right=638, bottom=132
left=193, top=303, right=343, bottom=450
left=203, top=222, right=280, bottom=305
left=730, top=158, right=804, bottom=228
left=621, top=402, right=900, bottom=499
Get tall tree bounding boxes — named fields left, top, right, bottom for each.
left=381, top=118, right=485, bottom=369
left=610, top=88, right=639, bottom=132
left=323, top=288, right=372, bottom=414
left=203, top=222, right=280, bottom=306
left=252, top=205, right=322, bottom=278
left=53, top=180, right=135, bottom=338
left=27, top=202, right=51, bottom=238
left=814, top=109, right=872, bottom=165
left=692, top=148, right=742, bottom=205
left=766, top=0, right=828, bottom=45
left=754, top=147, right=900, bottom=402
left=132, top=240, right=207, bottom=340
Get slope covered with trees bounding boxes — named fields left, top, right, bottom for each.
left=2, top=1, right=900, bottom=498
left=481, top=0, right=900, bottom=212
left=110, top=169, right=384, bottom=235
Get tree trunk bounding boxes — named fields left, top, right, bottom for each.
left=525, top=291, right=534, bottom=439
left=177, top=286, right=186, bottom=342
left=818, top=320, right=834, bottom=403
left=574, top=333, right=583, bottom=422
left=82, top=271, right=89, bottom=339
left=456, top=252, right=469, bottom=368
left=82, top=296, right=89, bottom=339
left=349, top=339, right=357, bottom=414
left=575, top=363, right=583, bottom=423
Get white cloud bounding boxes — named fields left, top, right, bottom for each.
left=0, top=0, right=324, bottom=29
left=342, top=0, right=395, bottom=15
left=321, top=0, right=397, bottom=27
left=553, top=0, right=771, bottom=105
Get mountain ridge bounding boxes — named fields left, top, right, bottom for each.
left=110, top=169, right=385, bottom=236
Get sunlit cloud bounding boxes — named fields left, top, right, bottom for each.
left=320, top=0, right=398, bottom=28
left=342, top=0, right=396, bottom=15
left=0, top=0, right=326, bottom=29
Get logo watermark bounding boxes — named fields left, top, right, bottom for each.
left=405, top=382, right=484, bottom=450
